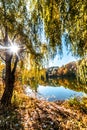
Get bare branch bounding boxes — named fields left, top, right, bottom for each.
left=0, top=26, right=5, bottom=38
left=12, top=33, right=19, bottom=42
left=0, top=55, right=6, bottom=62
left=0, top=43, right=4, bottom=46
left=0, top=39, right=4, bottom=45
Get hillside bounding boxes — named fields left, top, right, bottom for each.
left=46, top=61, right=77, bottom=78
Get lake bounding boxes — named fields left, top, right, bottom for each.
left=24, top=78, right=87, bottom=101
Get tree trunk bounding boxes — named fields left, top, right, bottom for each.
left=1, top=53, right=12, bottom=106
left=1, top=28, right=18, bottom=106
left=1, top=4, right=18, bottom=106
left=1, top=51, right=18, bottom=106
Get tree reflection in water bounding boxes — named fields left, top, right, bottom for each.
left=24, top=77, right=87, bottom=101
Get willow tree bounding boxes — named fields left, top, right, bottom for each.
left=59, top=0, right=87, bottom=83
left=59, top=0, right=87, bottom=56
left=0, top=0, right=25, bottom=106
left=0, top=0, right=86, bottom=106
left=29, top=0, right=86, bottom=57
left=31, top=0, right=87, bottom=82
left=0, top=0, right=43, bottom=106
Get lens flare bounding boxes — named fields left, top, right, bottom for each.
left=10, top=44, right=19, bottom=54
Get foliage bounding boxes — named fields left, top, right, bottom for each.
left=46, top=58, right=87, bottom=84
left=11, top=84, right=32, bottom=108
left=77, top=58, right=87, bottom=84
left=0, top=0, right=87, bottom=105
left=0, top=0, right=86, bottom=67
left=60, top=0, right=87, bottom=56
left=68, top=96, right=87, bottom=113
left=0, top=62, right=4, bottom=77
left=26, top=0, right=87, bottom=81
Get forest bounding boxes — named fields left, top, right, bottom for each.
left=0, top=0, right=87, bottom=129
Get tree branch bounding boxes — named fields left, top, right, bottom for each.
left=0, top=26, right=5, bottom=39
left=0, top=43, right=4, bottom=46
left=0, top=55, right=6, bottom=62
left=12, top=33, right=19, bottom=42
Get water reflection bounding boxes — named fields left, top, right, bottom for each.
left=24, top=77, right=87, bottom=101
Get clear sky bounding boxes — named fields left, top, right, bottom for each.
left=48, top=53, right=77, bottom=67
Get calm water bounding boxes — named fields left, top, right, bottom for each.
left=24, top=78, right=87, bottom=101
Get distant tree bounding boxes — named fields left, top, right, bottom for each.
left=63, top=68, right=68, bottom=75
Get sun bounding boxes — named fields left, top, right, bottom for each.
left=10, top=44, right=19, bottom=54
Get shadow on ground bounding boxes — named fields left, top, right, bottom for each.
left=0, top=103, right=24, bottom=130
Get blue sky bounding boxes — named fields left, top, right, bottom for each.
left=48, top=53, right=77, bottom=67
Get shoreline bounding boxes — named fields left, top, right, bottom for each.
left=0, top=84, right=87, bottom=129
